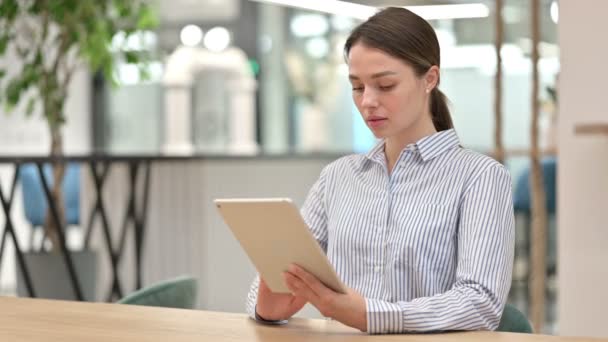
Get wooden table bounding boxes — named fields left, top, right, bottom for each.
left=0, top=296, right=603, bottom=342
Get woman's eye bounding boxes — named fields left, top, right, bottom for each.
left=379, top=85, right=395, bottom=91
left=352, top=86, right=364, bottom=92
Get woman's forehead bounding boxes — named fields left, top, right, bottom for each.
left=347, top=44, right=412, bottom=78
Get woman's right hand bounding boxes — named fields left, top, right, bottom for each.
left=255, top=278, right=307, bottom=321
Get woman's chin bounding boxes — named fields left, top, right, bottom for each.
left=368, top=129, right=387, bottom=139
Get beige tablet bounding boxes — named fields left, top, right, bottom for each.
left=214, top=198, right=346, bottom=294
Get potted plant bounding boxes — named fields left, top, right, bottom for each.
left=0, top=0, right=157, bottom=300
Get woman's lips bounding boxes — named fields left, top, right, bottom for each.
left=367, top=117, right=387, bottom=128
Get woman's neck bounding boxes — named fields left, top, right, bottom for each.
left=384, top=124, right=437, bottom=174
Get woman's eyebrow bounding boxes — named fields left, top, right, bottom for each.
left=348, top=71, right=398, bottom=80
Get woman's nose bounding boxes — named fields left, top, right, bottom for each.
left=361, top=88, right=379, bottom=108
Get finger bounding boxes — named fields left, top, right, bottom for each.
left=259, top=278, right=270, bottom=292
left=282, top=272, right=299, bottom=292
left=283, top=272, right=319, bottom=303
left=289, top=264, right=334, bottom=298
left=285, top=269, right=338, bottom=319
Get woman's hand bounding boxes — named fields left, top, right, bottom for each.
left=256, top=278, right=307, bottom=321
left=283, top=264, right=367, bottom=332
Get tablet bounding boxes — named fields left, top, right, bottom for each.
left=214, top=198, right=346, bottom=294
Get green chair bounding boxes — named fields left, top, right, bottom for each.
left=117, top=276, right=198, bottom=309
left=497, top=303, right=533, bottom=333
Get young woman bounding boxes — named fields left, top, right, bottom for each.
left=246, top=7, right=514, bottom=334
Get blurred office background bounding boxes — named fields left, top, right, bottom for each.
left=1, top=0, right=606, bottom=338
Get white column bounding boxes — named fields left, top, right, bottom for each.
left=558, top=1, right=608, bottom=337
left=162, top=46, right=196, bottom=155
left=258, top=4, right=289, bottom=153
left=163, top=85, right=194, bottom=155
left=227, top=76, right=259, bottom=154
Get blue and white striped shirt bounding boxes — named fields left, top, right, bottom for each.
left=246, top=129, right=514, bottom=334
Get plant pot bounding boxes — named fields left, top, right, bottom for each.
left=16, top=250, right=98, bottom=301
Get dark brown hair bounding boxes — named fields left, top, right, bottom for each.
left=344, top=7, right=454, bottom=131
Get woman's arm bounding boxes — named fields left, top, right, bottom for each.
left=245, top=166, right=331, bottom=322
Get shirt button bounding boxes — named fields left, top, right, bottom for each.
left=374, top=266, right=382, bottom=273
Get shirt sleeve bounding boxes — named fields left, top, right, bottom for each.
left=300, top=166, right=330, bottom=252
left=245, top=167, right=330, bottom=324
left=366, top=164, right=515, bottom=334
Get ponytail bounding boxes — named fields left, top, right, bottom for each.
left=430, top=88, right=454, bottom=131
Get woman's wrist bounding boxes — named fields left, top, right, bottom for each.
left=254, top=306, right=288, bottom=324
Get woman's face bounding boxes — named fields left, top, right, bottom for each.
left=347, top=43, right=437, bottom=142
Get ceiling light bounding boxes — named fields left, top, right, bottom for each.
left=249, top=0, right=490, bottom=21
left=550, top=1, right=558, bottom=24
left=250, top=0, right=374, bottom=20
left=180, top=25, right=203, bottom=47
left=204, top=26, right=231, bottom=52
left=407, top=4, right=489, bottom=20
left=290, top=14, right=330, bottom=37
left=305, top=37, right=329, bottom=58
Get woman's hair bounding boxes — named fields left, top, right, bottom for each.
left=344, top=7, right=454, bottom=131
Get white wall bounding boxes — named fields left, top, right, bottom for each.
left=557, top=1, right=608, bottom=337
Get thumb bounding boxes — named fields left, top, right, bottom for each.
left=259, top=278, right=272, bottom=293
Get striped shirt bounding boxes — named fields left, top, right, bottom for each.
left=246, top=129, right=514, bottom=334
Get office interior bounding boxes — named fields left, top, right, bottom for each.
left=0, top=0, right=605, bottom=339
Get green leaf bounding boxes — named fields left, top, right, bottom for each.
left=41, top=73, right=59, bottom=97
left=138, top=64, right=150, bottom=81
left=0, top=35, right=9, bottom=55
left=25, top=97, right=36, bottom=117
left=34, top=50, right=42, bottom=65
left=5, top=77, right=23, bottom=107
left=21, top=63, right=40, bottom=88
left=49, top=1, right=67, bottom=22
left=136, top=5, right=158, bottom=30
left=102, top=60, right=118, bottom=87
left=68, top=26, right=80, bottom=43
left=4, top=102, right=15, bottom=114
left=124, top=50, right=139, bottom=64
left=106, top=20, right=117, bottom=37
left=28, top=0, right=44, bottom=14
left=0, top=0, right=19, bottom=21
left=78, top=0, right=97, bottom=22
left=0, top=69, right=5, bottom=80
left=82, top=27, right=110, bottom=70
left=114, top=0, right=133, bottom=18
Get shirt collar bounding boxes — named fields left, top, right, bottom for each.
left=363, top=139, right=386, bottom=166
left=416, top=129, right=461, bottom=162
left=360, top=129, right=460, bottom=169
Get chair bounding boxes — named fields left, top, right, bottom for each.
left=511, top=158, right=558, bottom=327
left=19, top=163, right=80, bottom=249
left=117, top=276, right=198, bottom=309
left=513, top=157, right=557, bottom=215
left=497, top=303, right=533, bottom=333
left=512, top=157, right=558, bottom=274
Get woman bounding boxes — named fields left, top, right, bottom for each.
left=246, top=7, right=514, bottom=334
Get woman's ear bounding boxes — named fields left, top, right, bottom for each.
left=424, top=65, right=440, bottom=92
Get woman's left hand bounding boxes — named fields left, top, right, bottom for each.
left=283, top=264, right=367, bottom=332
